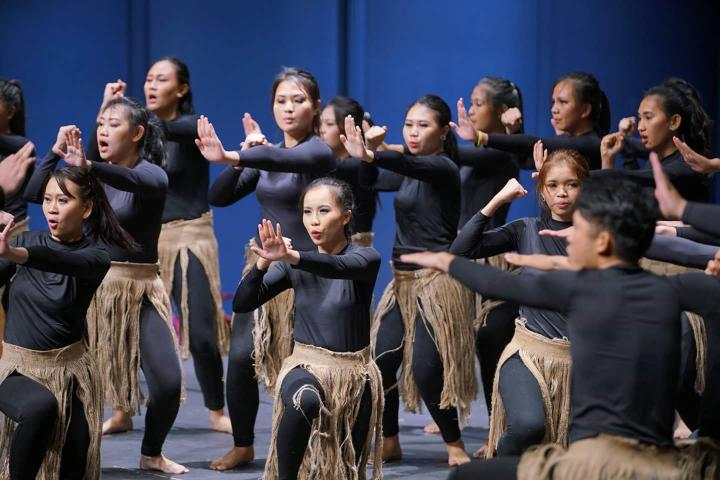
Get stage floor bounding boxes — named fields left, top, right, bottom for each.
left=101, top=359, right=490, bottom=479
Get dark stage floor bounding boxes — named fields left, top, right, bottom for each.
left=100, top=359, right=490, bottom=479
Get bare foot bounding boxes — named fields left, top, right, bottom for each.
left=674, top=418, right=692, bottom=440
left=209, top=446, right=254, bottom=471
left=472, top=443, right=488, bottom=459
left=102, top=410, right=133, bottom=435
left=367, top=435, right=402, bottom=465
left=209, top=409, right=232, bottom=434
left=447, top=439, right=471, bottom=466
left=424, top=422, right=440, bottom=434
left=140, top=454, right=189, bottom=474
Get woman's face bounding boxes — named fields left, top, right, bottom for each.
left=550, top=80, right=589, bottom=134
left=319, top=106, right=342, bottom=153
left=302, top=186, right=351, bottom=249
left=273, top=80, right=318, bottom=138
left=403, top=104, right=447, bottom=156
left=637, top=95, right=679, bottom=155
left=43, top=177, right=91, bottom=242
left=468, top=85, right=498, bottom=131
left=540, top=162, right=581, bottom=222
left=96, top=106, right=143, bottom=163
left=144, top=60, right=187, bottom=119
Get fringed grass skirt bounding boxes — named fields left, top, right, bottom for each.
left=351, top=232, right=374, bottom=248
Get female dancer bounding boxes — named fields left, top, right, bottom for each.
left=89, top=58, right=230, bottom=432
left=342, top=95, right=476, bottom=466
left=197, top=67, right=335, bottom=470
left=24, top=99, right=187, bottom=474
left=450, top=149, right=589, bottom=457
left=0, top=165, right=134, bottom=479
left=234, top=178, right=382, bottom=480
left=456, top=72, right=609, bottom=170
left=319, top=96, right=378, bottom=245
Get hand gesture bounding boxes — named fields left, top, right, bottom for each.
left=102, top=79, right=127, bottom=108
left=449, top=98, right=476, bottom=142
left=61, top=128, right=90, bottom=169
left=674, top=137, right=720, bottom=174
left=654, top=224, right=677, bottom=237
left=242, top=112, right=264, bottom=137
left=495, top=178, right=528, bottom=205
left=339, top=115, right=373, bottom=162
left=0, top=142, right=35, bottom=197
left=52, top=125, right=78, bottom=157
left=600, top=132, right=624, bottom=169
left=196, top=115, right=230, bottom=163
left=250, top=219, right=291, bottom=262
left=364, top=125, right=388, bottom=151
left=501, top=107, right=523, bottom=134
left=533, top=140, right=548, bottom=173
left=539, top=226, right=574, bottom=240
left=706, top=250, right=720, bottom=276
left=0, top=212, right=16, bottom=257
left=618, top=116, right=637, bottom=136
left=240, top=113, right=267, bottom=150
left=504, top=253, right=574, bottom=271
left=650, top=152, right=686, bottom=220
left=398, top=251, right=455, bottom=273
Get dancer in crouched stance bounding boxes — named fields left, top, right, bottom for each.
left=233, top=178, right=383, bottom=480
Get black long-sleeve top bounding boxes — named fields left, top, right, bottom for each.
left=208, top=135, right=335, bottom=251
left=593, top=150, right=709, bottom=202
left=450, top=212, right=571, bottom=338
left=486, top=131, right=602, bottom=170
left=233, top=244, right=380, bottom=352
left=449, top=258, right=720, bottom=447
left=676, top=226, right=720, bottom=247
left=683, top=202, right=720, bottom=238
left=0, top=133, right=34, bottom=222
left=1, top=231, right=111, bottom=350
left=360, top=150, right=460, bottom=270
left=457, top=145, right=519, bottom=229
left=24, top=151, right=168, bottom=263
left=646, top=235, right=717, bottom=269
left=332, top=157, right=377, bottom=233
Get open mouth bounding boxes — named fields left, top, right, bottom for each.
left=48, top=219, right=59, bottom=230
left=98, top=139, right=109, bottom=153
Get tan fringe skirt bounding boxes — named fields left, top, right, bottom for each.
left=350, top=232, right=374, bottom=248
left=264, top=342, right=384, bottom=480
left=158, top=211, right=229, bottom=358
left=85, top=261, right=183, bottom=414
left=641, top=258, right=707, bottom=394
left=371, top=265, right=476, bottom=424
left=473, top=255, right=517, bottom=330
left=0, top=217, right=29, bottom=359
left=518, top=434, right=720, bottom=480
left=0, top=341, right=102, bottom=480
left=487, top=319, right=571, bottom=458
left=243, top=240, right=295, bottom=393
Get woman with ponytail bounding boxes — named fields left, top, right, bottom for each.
left=343, top=95, right=475, bottom=466
left=24, top=103, right=187, bottom=474
left=455, top=72, right=610, bottom=170
left=0, top=165, right=135, bottom=479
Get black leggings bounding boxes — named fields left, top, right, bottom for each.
left=374, top=303, right=461, bottom=443
left=700, top=311, right=720, bottom=438
left=496, top=354, right=546, bottom=456
left=676, top=313, right=701, bottom=431
left=446, top=456, right=520, bottom=480
left=276, top=367, right=372, bottom=480
left=226, top=311, right=259, bottom=447
left=171, top=251, right=225, bottom=411
left=139, top=299, right=183, bottom=456
left=0, top=373, right=89, bottom=480
left=475, top=301, right=518, bottom=416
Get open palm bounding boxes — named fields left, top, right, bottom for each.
left=250, top=220, right=289, bottom=262
left=195, top=116, right=227, bottom=163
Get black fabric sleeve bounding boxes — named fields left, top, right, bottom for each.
left=24, top=245, right=111, bottom=279
left=372, top=150, right=457, bottom=184
left=294, top=248, right=381, bottom=280
left=456, top=145, right=516, bottom=172
left=234, top=141, right=335, bottom=174
left=449, top=213, right=521, bottom=258
left=0, top=134, right=31, bottom=156
left=676, top=226, right=720, bottom=246
left=22, top=151, right=61, bottom=204
left=90, top=161, right=167, bottom=195
left=86, top=126, right=100, bottom=162
left=486, top=133, right=600, bottom=169
left=358, top=161, right=403, bottom=192
left=645, top=236, right=717, bottom=269
left=670, top=273, right=720, bottom=316
left=208, top=166, right=260, bottom=207
left=682, top=202, right=720, bottom=238
left=157, top=115, right=199, bottom=143
left=232, top=264, right=292, bottom=313
left=448, top=256, right=574, bottom=311
left=0, top=258, right=17, bottom=287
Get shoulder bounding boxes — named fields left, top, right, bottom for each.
left=138, top=160, right=169, bottom=186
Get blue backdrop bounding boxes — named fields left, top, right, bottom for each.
left=2, top=0, right=718, bottom=305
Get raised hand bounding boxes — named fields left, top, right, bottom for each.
left=250, top=219, right=297, bottom=266
left=240, top=113, right=267, bottom=150
left=650, top=152, right=686, bottom=220
left=62, top=127, right=90, bottom=169
left=52, top=125, right=78, bottom=157
left=504, top=253, right=575, bottom=271
left=654, top=224, right=677, bottom=237
left=449, top=98, right=477, bottom=142
left=600, top=132, right=624, bottom=169
left=618, top=116, right=637, bottom=136
left=339, top=115, right=373, bottom=162
left=501, top=107, right=523, bottom=134
left=0, top=141, right=35, bottom=197
left=102, top=80, right=127, bottom=108
left=364, top=125, right=388, bottom=151
left=539, top=226, right=574, bottom=240
left=674, top=137, right=720, bottom=174
left=196, top=116, right=237, bottom=164
left=0, top=212, right=16, bottom=257
left=398, top=251, right=455, bottom=273
left=706, top=250, right=720, bottom=276
left=242, top=112, right=263, bottom=137
left=533, top=140, right=548, bottom=173
left=497, top=178, right=528, bottom=204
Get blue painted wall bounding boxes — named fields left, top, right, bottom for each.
left=1, top=0, right=718, bottom=305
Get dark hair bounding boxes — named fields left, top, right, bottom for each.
left=0, top=79, right=25, bottom=136
left=477, top=77, right=524, bottom=133
left=271, top=67, right=321, bottom=134
left=555, top=72, right=610, bottom=135
left=101, top=97, right=165, bottom=167
left=406, top=94, right=458, bottom=163
left=151, top=56, right=195, bottom=115
left=49, top=166, right=139, bottom=251
left=326, top=96, right=364, bottom=135
left=300, top=177, right=355, bottom=239
left=575, top=174, right=659, bottom=263
left=644, top=78, right=713, bottom=156
left=536, top=149, right=590, bottom=212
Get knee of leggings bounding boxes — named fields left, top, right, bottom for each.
left=23, top=391, right=58, bottom=425
left=285, top=386, right=323, bottom=421
left=189, top=332, right=218, bottom=358
left=508, top=412, right=546, bottom=445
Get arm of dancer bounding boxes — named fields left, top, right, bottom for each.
left=669, top=273, right=720, bottom=317
left=483, top=133, right=601, bottom=170
left=157, top=115, right=199, bottom=143
left=232, top=264, right=291, bottom=313
left=369, top=149, right=458, bottom=184
left=645, top=235, right=718, bottom=270
left=0, top=142, right=35, bottom=201
left=294, top=248, right=381, bottom=280
left=358, top=161, right=403, bottom=192
left=456, top=145, right=517, bottom=173
left=675, top=226, right=720, bottom=247
left=208, top=166, right=260, bottom=207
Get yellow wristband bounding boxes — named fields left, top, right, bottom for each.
left=475, top=130, right=487, bottom=147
